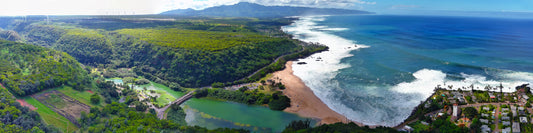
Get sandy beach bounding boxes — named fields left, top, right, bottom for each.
left=271, top=61, right=366, bottom=126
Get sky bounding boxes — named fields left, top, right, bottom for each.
left=1, top=0, right=532, bottom=16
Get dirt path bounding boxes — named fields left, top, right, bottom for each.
left=16, top=99, right=37, bottom=110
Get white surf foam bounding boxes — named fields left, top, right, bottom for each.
left=283, top=16, right=533, bottom=127
left=282, top=16, right=376, bottom=125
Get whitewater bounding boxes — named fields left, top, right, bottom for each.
left=282, top=15, right=533, bottom=126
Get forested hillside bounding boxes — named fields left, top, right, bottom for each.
left=7, top=16, right=307, bottom=87
left=0, top=83, right=61, bottom=132
left=0, top=40, right=90, bottom=96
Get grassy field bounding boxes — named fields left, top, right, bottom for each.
left=55, top=85, right=103, bottom=107
left=24, top=97, right=78, bottom=132
left=115, top=28, right=273, bottom=51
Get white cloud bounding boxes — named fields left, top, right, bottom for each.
left=0, top=0, right=375, bottom=15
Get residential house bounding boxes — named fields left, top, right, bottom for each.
left=502, top=127, right=511, bottom=133
left=481, top=125, right=491, bottom=133
left=480, top=119, right=489, bottom=124
left=520, top=117, right=528, bottom=123
left=502, top=116, right=510, bottom=121
left=512, top=123, right=521, bottom=133
left=502, top=121, right=511, bottom=126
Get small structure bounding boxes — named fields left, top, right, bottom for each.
left=519, top=110, right=526, bottom=116
left=520, top=117, right=528, bottom=123
left=502, top=127, right=511, bottom=133
left=502, top=116, right=510, bottom=121
left=480, top=119, right=490, bottom=124
left=502, top=121, right=511, bottom=126
left=452, top=104, right=461, bottom=120
left=502, top=112, right=509, bottom=116
left=489, top=93, right=496, bottom=99
left=512, top=123, right=521, bottom=133
left=511, top=106, right=517, bottom=117
left=481, top=125, right=491, bottom=133
left=503, top=108, right=510, bottom=112
left=523, top=94, right=529, bottom=100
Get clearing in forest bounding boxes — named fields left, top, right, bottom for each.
left=24, top=96, right=78, bottom=132
left=33, top=90, right=91, bottom=128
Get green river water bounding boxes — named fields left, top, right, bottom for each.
left=106, top=78, right=313, bottom=132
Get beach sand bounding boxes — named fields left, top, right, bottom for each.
left=272, top=61, right=365, bottom=126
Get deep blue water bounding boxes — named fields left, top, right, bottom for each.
left=283, top=15, right=533, bottom=126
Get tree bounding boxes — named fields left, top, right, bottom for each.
left=91, top=93, right=101, bottom=104
left=463, top=107, right=478, bottom=119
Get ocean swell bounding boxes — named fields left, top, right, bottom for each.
left=283, top=16, right=533, bottom=127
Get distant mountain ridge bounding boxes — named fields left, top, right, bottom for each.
left=160, top=2, right=373, bottom=17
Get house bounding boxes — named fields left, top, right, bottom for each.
left=511, top=106, right=517, bottom=117
left=502, top=108, right=509, bottom=112
left=523, top=94, right=529, bottom=100
left=502, top=127, right=511, bottom=133
left=452, top=104, right=461, bottom=120
left=489, top=93, right=496, bottom=99
left=483, top=107, right=490, bottom=111
left=519, top=107, right=525, bottom=111
left=458, top=97, right=466, bottom=103
left=481, top=125, right=491, bottom=133
left=520, top=117, right=528, bottom=123
left=519, top=110, right=526, bottom=116
left=502, top=112, right=509, bottom=116
left=480, top=119, right=489, bottom=124
left=502, top=121, right=511, bottom=126
left=482, top=113, right=490, bottom=118
left=502, top=116, right=510, bottom=121
left=512, top=123, right=521, bottom=133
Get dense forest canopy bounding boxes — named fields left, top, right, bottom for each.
left=0, top=40, right=90, bottom=96
left=1, top=16, right=305, bottom=87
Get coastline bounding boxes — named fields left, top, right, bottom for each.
left=271, top=61, right=366, bottom=126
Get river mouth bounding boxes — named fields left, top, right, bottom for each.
left=106, top=78, right=314, bottom=132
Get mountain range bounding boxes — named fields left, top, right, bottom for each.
left=160, top=2, right=373, bottom=17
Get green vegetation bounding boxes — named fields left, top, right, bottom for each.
left=116, top=28, right=272, bottom=51
left=90, top=93, right=101, bottom=104
left=80, top=102, right=249, bottom=132
left=195, top=87, right=291, bottom=110
left=167, top=104, right=187, bottom=126
left=56, top=86, right=101, bottom=107
left=283, top=122, right=398, bottom=133
left=0, top=86, right=61, bottom=133
left=0, top=40, right=90, bottom=96
left=24, top=96, right=76, bottom=132
left=54, top=29, right=113, bottom=65
left=14, top=17, right=310, bottom=88
left=462, top=107, right=478, bottom=119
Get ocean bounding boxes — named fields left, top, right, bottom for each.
left=282, top=15, right=533, bottom=126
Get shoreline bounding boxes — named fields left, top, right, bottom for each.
left=271, top=61, right=369, bottom=126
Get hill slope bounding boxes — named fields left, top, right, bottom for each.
left=160, top=2, right=373, bottom=17
left=0, top=40, right=90, bottom=96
